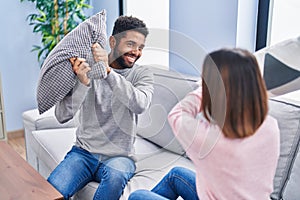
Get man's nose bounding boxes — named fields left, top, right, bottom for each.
left=131, top=46, right=141, bottom=55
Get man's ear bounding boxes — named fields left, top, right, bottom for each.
left=109, top=36, right=116, bottom=49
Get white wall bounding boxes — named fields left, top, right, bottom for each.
left=0, top=1, right=40, bottom=131
left=122, top=0, right=259, bottom=76
left=170, top=0, right=239, bottom=76
left=123, top=0, right=169, bottom=69
left=268, top=0, right=300, bottom=45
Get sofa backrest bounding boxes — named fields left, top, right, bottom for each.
left=254, top=36, right=300, bottom=199
left=137, top=67, right=199, bottom=155
left=268, top=97, right=300, bottom=200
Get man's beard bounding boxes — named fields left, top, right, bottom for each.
left=113, top=50, right=139, bottom=69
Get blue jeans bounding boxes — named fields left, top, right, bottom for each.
left=47, top=145, right=135, bottom=200
left=129, top=167, right=199, bottom=200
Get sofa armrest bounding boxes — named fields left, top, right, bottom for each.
left=22, top=106, right=79, bottom=133
left=22, top=106, right=78, bottom=170
left=22, top=107, right=48, bottom=170
left=22, top=108, right=41, bottom=136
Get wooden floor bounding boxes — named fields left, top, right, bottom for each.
left=7, top=130, right=26, bottom=160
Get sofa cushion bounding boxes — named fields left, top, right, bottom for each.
left=264, top=53, right=300, bottom=90
left=32, top=128, right=77, bottom=173
left=137, top=67, right=199, bottom=155
left=74, top=149, right=194, bottom=200
left=268, top=97, right=300, bottom=200
left=254, top=36, right=300, bottom=96
left=31, top=128, right=163, bottom=174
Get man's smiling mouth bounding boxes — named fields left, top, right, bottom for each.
left=125, top=54, right=137, bottom=63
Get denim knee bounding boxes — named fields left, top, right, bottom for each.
left=169, top=166, right=185, bottom=176
left=129, top=189, right=169, bottom=200
left=93, top=157, right=136, bottom=200
left=129, top=190, right=150, bottom=200
left=47, top=177, right=72, bottom=199
left=100, top=157, right=135, bottom=183
left=99, top=163, right=134, bottom=188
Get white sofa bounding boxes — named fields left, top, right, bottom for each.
left=23, top=38, right=300, bottom=200
left=23, top=67, right=199, bottom=199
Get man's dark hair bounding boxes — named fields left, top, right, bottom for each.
left=112, top=16, right=149, bottom=39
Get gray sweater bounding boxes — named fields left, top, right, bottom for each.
left=55, top=64, right=154, bottom=158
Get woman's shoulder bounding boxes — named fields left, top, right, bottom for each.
left=264, top=115, right=279, bottom=129
left=257, top=115, right=280, bottom=140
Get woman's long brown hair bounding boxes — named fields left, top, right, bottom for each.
left=201, top=48, right=268, bottom=138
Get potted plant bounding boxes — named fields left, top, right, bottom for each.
left=20, top=0, right=92, bottom=65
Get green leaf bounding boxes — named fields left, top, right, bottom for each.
left=20, top=0, right=93, bottom=66
left=31, top=45, right=41, bottom=52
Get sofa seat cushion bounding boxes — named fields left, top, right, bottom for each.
left=74, top=150, right=194, bottom=200
left=32, top=128, right=77, bottom=172
left=31, top=127, right=194, bottom=200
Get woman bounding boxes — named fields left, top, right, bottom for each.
left=129, top=48, right=280, bottom=200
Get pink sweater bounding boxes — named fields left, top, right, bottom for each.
left=168, top=87, right=280, bottom=200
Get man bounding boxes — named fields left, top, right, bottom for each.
left=47, top=16, right=154, bottom=200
